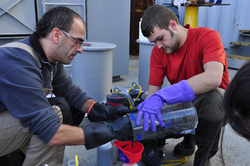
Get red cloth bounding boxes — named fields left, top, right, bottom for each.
left=149, top=25, right=229, bottom=90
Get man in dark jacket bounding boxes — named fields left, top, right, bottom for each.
left=0, top=6, right=134, bottom=166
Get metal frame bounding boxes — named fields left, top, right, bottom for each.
left=0, top=0, right=36, bottom=35
left=36, top=0, right=86, bottom=40
left=36, top=0, right=86, bottom=22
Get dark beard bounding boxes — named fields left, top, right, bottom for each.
left=162, top=34, right=180, bottom=54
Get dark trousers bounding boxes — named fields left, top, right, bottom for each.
left=48, top=97, right=85, bottom=126
left=193, top=88, right=226, bottom=166
left=1, top=97, right=85, bottom=166
left=194, top=118, right=224, bottom=166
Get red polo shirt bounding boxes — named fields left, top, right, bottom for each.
left=149, top=25, right=229, bottom=90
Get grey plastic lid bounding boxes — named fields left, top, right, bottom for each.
left=82, top=42, right=116, bottom=51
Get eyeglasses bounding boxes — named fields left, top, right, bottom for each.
left=59, top=29, right=84, bottom=46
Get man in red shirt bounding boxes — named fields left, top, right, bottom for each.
left=136, top=5, right=229, bottom=166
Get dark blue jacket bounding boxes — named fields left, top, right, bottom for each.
left=0, top=32, right=90, bottom=143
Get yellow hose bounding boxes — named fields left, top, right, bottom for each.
left=113, top=82, right=142, bottom=109
left=162, top=157, right=188, bottom=166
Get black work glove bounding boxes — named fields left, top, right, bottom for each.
left=87, top=102, right=137, bottom=122
left=82, top=116, right=133, bottom=149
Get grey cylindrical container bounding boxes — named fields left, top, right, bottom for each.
left=72, top=42, right=116, bottom=102
left=111, top=140, right=118, bottom=163
left=129, top=102, right=198, bottom=141
left=97, top=142, right=113, bottom=166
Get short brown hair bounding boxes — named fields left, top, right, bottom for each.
left=141, top=5, right=179, bottom=37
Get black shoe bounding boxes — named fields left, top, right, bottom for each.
left=173, top=134, right=196, bottom=157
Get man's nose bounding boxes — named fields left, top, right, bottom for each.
left=76, top=45, right=83, bottom=53
left=156, top=41, right=163, bottom=49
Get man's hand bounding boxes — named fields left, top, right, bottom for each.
left=136, top=94, right=165, bottom=132
left=82, top=116, right=133, bottom=149
left=88, top=102, right=137, bottom=122
left=136, top=80, right=195, bottom=132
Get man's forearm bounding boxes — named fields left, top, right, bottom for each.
left=187, top=61, right=224, bottom=95
left=146, top=85, right=161, bottom=99
left=47, top=124, right=85, bottom=146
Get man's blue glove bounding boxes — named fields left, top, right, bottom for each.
left=136, top=80, right=195, bottom=132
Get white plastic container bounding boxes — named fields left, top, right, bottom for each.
left=67, top=159, right=76, bottom=166
left=139, top=18, right=149, bottom=42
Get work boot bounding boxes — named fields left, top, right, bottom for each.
left=173, top=134, right=196, bottom=157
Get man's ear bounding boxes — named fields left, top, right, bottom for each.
left=51, top=28, right=61, bottom=44
left=169, top=20, right=177, bottom=31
